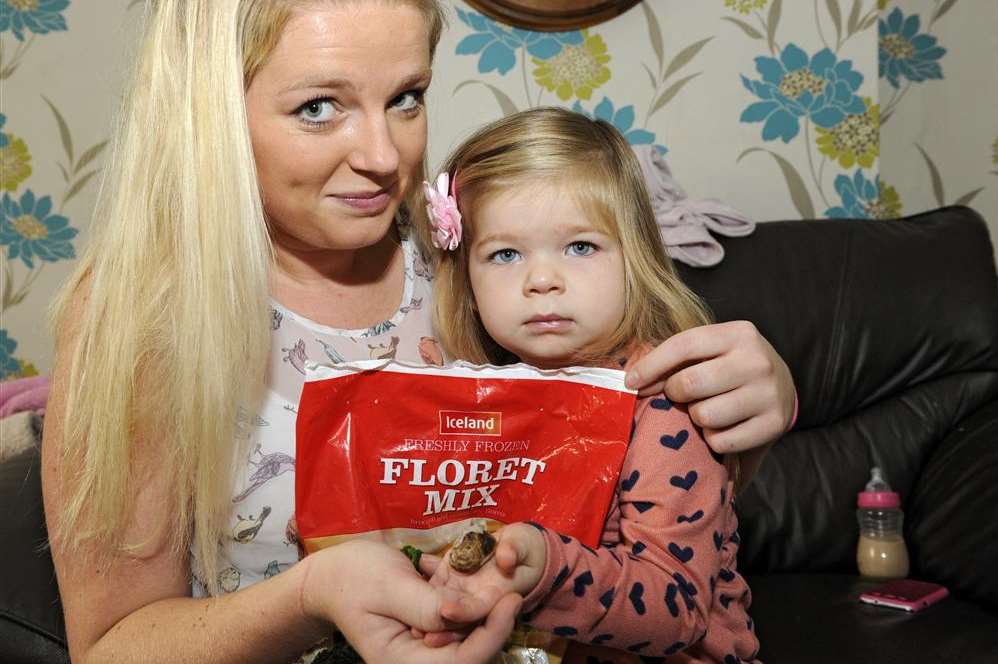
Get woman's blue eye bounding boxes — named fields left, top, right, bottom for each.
left=393, top=90, right=424, bottom=113
left=490, top=248, right=520, bottom=264
left=567, top=241, right=596, bottom=257
left=297, top=99, right=336, bottom=124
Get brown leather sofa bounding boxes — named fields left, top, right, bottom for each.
left=2, top=205, right=996, bottom=663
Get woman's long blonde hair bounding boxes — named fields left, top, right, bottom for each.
left=433, top=107, right=712, bottom=366
left=50, top=0, right=444, bottom=594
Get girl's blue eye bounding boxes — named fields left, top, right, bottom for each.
left=393, top=90, right=425, bottom=114
left=297, top=99, right=336, bottom=124
left=567, top=241, right=596, bottom=257
left=490, top=248, right=520, bottom=264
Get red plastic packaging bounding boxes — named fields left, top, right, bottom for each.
left=296, top=360, right=637, bottom=555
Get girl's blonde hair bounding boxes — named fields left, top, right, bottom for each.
left=50, top=0, right=444, bottom=594
left=433, top=107, right=712, bottom=366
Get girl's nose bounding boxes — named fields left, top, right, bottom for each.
left=524, top=259, right=564, bottom=295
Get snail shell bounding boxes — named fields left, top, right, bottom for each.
left=449, top=529, right=497, bottom=573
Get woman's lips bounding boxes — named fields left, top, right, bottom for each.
left=330, top=189, right=391, bottom=214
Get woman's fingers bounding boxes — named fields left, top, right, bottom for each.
left=450, top=593, right=522, bottom=663
left=439, top=585, right=506, bottom=624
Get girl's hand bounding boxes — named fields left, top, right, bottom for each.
left=415, top=523, right=546, bottom=647
left=301, top=539, right=520, bottom=663
left=626, top=320, right=795, bottom=454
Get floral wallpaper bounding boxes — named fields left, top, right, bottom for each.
left=1, top=0, right=996, bottom=379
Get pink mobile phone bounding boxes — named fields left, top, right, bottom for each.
left=858, top=579, right=949, bottom=612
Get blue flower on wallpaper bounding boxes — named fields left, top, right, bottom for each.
left=740, top=44, right=867, bottom=143
left=0, top=0, right=69, bottom=42
left=0, top=113, right=8, bottom=149
left=878, top=8, right=946, bottom=89
left=0, top=190, right=79, bottom=269
left=825, top=169, right=881, bottom=218
left=573, top=97, right=667, bottom=154
left=455, top=8, right=582, bottom=75
left=0, top=329, right=19, bottom=379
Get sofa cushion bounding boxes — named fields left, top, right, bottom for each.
left=748, top=573, right=998, bottom=664
left=0, top=446, right=69, bottom=664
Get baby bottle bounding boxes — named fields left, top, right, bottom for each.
left=856, top=467, right=909, bottom=578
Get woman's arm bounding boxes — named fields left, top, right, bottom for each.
left=626, top=321, right=796, bottom=476
left=43, top=293, right=516, bottom=664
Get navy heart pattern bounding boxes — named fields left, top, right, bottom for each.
left=627, top=641, right=651, bottom=652
left=677, top=509, right=704, bottom=524
left=660, top=429, right=689, bottom=450
left=713, top=531, right=724, bottom=550
left=573, top=571, right=594, bottom=597
left=554, top=626, right=579, bottom=637
left=632, top=541, right=647, bottom=555
left=552, top=565, right=571, bottom=591
left=721, top=486, right=727, bottom=506
left=621, top=469, right=640, bottom=491
left=629, top=582, right=647, bottom=615
left=665, top=641, right=686, bottom=655
left=730, top=532, right=741, bottom=545
left=724, top=655, right=740, bottom=664
left=592, top=634, right=614, bottom=645
left=599, top=588, right=614, bottom=609
left=650, top=397, right=673, bottom=410
left=670, top=470, right=698, bottom=491
left=559, top=533, right=573, bottom=544
left=719, top=568, right=736, bottom=583
left=720, top=594, right=733, bottom=609
left=668, top=542, right=694, bottom=563
left=633, top=500, right=655, bottom=513
left=664, top=583, right=680, bottom=617
left=673, top=572, right=697, bottom=610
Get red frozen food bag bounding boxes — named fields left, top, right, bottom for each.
left=296, top=359, right=637, bottom=662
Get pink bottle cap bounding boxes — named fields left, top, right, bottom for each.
left=858, top=491, right=900, bottom=509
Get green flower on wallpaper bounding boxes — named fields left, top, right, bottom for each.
left=1, top=189, right=79, bottom=268
left=0, top=0, right=68, bottom=41
left=533, top=30, right=610, bottom=102
left=724, top=0, right=769, bottom=14
left=878, top=8, right=946, bottom=89
left=572, top=97, right=665, bottom=153
left=0, top=113, right=32, bottom=191
left=825, top=169, right=899, bottom=219
left=815, top=97, right=879, bottom=169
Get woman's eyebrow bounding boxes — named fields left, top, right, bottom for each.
left=280, top=71, right=431, bottom=95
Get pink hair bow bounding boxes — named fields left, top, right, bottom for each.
left=423, top=172, right=462, bottom=251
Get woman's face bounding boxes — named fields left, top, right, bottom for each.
left=245, top=2, right=431, bottom=254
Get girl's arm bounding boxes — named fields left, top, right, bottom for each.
left=518, top=398, right=730, bottom=654
left=42, top=292, right=516, bottom=664
left=625, top=321, right=796, bottom=482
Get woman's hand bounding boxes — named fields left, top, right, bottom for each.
left=301, top=539, right=520, bottom=663
left=415, top=523, right=545, bottom=648
left=626, top=320, right=795, bottom=454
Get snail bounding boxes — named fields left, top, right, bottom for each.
left=449, top=527, right=497, bottom=573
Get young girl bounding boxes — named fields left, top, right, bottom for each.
left=422, top=107, right=760, bottom=663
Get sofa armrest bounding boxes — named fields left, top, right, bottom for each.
left=0, top=445, right=69, bottom=664
left=908, top=395, right=998, bottom=610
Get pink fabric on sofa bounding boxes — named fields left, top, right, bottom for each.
left=0, top=375, right=50, bottom=417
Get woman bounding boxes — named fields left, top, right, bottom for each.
left=41, top=1, right=794, bottom=662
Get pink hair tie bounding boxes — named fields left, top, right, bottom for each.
left=423, top=172, right=462, bottom=251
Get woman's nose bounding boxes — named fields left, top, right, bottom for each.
left=348, top=113, right=400, bottom=176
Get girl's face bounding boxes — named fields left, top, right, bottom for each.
left=245, top=2, right=431, bottom=255
left=467, top=185, right=627, bottom=369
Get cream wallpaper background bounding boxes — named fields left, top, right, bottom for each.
left=1, top=0, right=996, bottom=378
